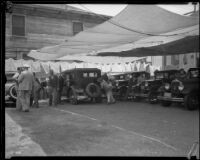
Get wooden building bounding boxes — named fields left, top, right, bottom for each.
left=5, top=4, right=111, bottom=59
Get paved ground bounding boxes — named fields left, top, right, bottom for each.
left=5, top=99, right=199, bottom=157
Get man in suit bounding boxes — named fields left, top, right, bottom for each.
left=30, top=72, right=41, bottom=108
left=57, top=73, right=64, bottom=104
left=18, top=64, right=34, bottom=112
left=13, top=67, right=22, bottom=111
left=47, top=69, right=58, bottom=106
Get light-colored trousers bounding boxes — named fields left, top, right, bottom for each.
left=16, top=90, right=22, bottom=111
left=18, top=90, right=31, bottom=111
left=106, top=90, right=115, bottom=103
left=48, top=87, right=57, bottom=106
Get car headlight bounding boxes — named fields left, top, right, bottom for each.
left=164, top=83, right=170, bottom=90
left=178, top=84, right=184, bottom=91
left=116, top=82, right=119, bottom=87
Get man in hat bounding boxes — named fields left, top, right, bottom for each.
left=13, top=67, right=22, bottom=110
left=57, top=72, right=64, bottom=104
left=47, top=69, right=58, bottom=106
left=18, top=64, right=34, bottom=112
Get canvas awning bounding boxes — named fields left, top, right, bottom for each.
left=97, top=35, right=199, bottom=57
left=92, top=24, right=199, bottom=55
left=56, top=55, right=146, bottom=63
left=28, top=5, right=199, bottom=60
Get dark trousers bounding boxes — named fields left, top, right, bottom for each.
left=57, top=88, right=63, bottom=104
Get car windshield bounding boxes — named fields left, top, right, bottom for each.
left=155, top=73, right=164, bottom=79
left=6, top=73, right=15, bottom=81
left=83, top=72, right=98, bottom=78
left=190, top=70, right=199, bottom=78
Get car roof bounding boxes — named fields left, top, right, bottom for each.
left=131, top=71, right=149, bottom=74
left=155, top=69, right=178, bottom=73
left=188, top=67, right=200, bottom=71
left=61, top=68, right=101, bottom=74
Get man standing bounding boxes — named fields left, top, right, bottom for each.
left=100, top=76, right=115, bottom=105
left=57, top=73, right=64, bottom=104
left=48, top=69, right=58, bottom=106
left=31, top=72, right=41, bottom=108
left=13, top=67, right=22, bottom=111
left=18, top=64, right=34, bottom=112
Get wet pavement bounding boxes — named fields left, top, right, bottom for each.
left=5, top=99, right=199, bottom=157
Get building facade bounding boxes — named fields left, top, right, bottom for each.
left=6, top=4, right=111, bottom=60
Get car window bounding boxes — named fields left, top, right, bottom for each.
left=190, top=70, right=199, bottom=78
left=155, top=73, right=164, bottom=79
left=83, top=72, right=98, bottom=78
left=6, top=73, right=15, bottom=81
left=89, top=73, right=95, bottom=77
left=120, top=75, right=124, bottom=79
left=83, top=72, right=88, bottom=78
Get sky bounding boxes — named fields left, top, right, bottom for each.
left=68, top=3, right=199, bottom=16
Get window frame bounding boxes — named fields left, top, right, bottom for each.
left=11, top=14, right=26, bottom=37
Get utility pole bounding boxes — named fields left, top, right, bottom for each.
left=192, top=2, right=198, bottom=12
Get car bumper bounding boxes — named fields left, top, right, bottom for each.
left=132, top=93, right=149, bottom=98
left=157, top=96, right=184, bottom=102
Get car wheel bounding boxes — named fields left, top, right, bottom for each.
left=184, top=94, right=198, bottom=110
left=148, top=92, right=157, bottom=104
left=9, top=85, right=17, bottom=102
left=69, top=90, right=78, bottom=105
left=132, top=96, right=140, bottom=102
left=95, top=97, right=102, bottom=103
left=119, top=87, right=127, bottom=101
left=161, top=100, right=171, bottom=107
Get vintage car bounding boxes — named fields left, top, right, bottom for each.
left=61, top=68, right=102, bottom=104
left=157, top=68, right=199, bottom=110
left=111, top=71, right=150, bottom=100
left=111, top=73, right=129, bottom=100
left=5, top=71, right=17, bottom=102
left=131, top=70, right=179, bottom=103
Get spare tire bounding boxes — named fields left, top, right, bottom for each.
left=86, top=83, right=101, bottom=98
left=9, top=85, right=17, bottom=101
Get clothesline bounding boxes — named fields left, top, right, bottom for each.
left=5, top=58, right=161, bottom=76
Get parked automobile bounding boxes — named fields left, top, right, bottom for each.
left=111, top=73, right=129, bottom=100
left=5, top=71, right=17, bottom=102
left=131, top=70, right=178, bottom=103
left=111, top=71, right=150, bottom=100
left=61, top=68, right=102, bottom=104
left=157, top=68, right=199, bottom=110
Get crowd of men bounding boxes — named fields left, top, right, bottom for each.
left=12, top=64, right=64, bottom=112
left=11, top=64, right=189, bottom=112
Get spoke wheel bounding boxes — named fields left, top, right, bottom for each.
left=184, top=94, right=198, bottom=110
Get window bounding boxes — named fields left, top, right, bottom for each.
left=155, top=73, right=164, bottom=79
left=83, top=73, right=88, bottom=78
left=12, top=15, right=25, bottom=36
left=190, top=70, right=199, bottom=78
left=83, top=72, right=98, bottom=78
left=73, top=22, right=83, bottom=35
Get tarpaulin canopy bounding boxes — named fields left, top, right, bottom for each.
left=97, top=35, right=199, bottom=57
left=56, top=55, right=145, bottom=63
left=93, top=25, right=199, bottom=55
left=28, top=5, right=199, bottom=60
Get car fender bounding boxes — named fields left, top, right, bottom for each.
left=181, top=88, right=199, bottom=95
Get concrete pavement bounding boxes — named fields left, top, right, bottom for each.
left=5, top=100, right=199, bottom=157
